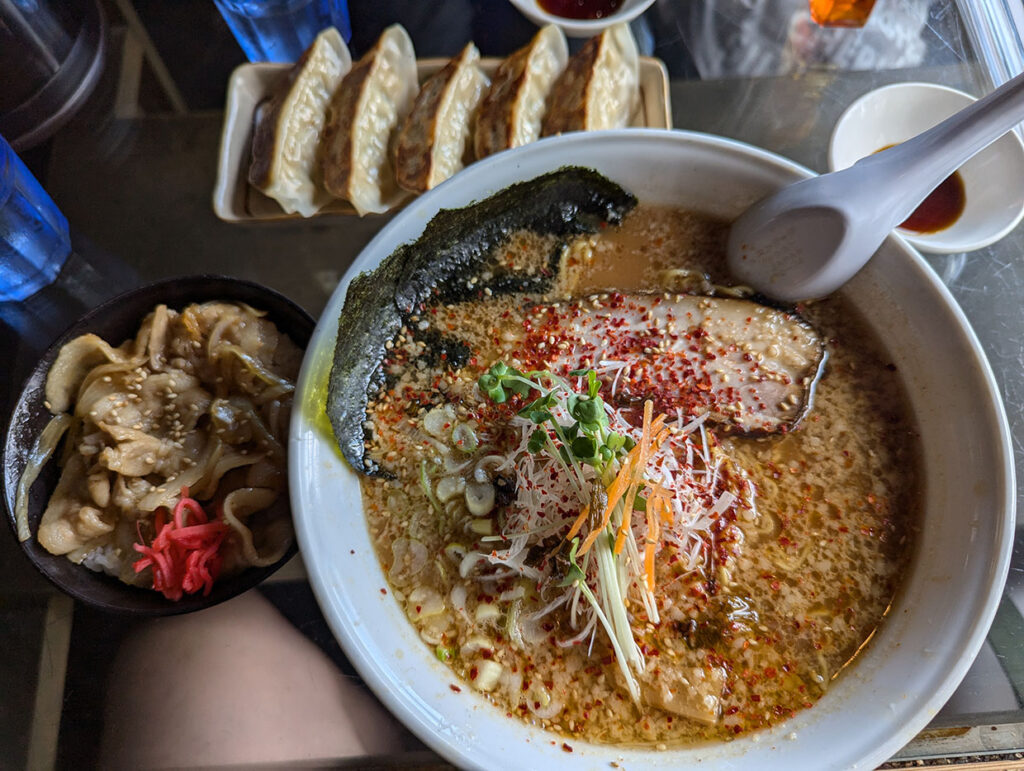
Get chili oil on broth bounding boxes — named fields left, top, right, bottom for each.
left=359, top=204, right=919, bottom=746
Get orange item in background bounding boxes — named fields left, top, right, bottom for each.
left=809, top=0, right=877, bottom=27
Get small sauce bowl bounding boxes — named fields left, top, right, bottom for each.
left=829, top=81, right=1024, bottom=254
left=507, top=0, right=655, bottom=37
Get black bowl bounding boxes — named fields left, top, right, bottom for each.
left=2, top=276, right=314, bottom=615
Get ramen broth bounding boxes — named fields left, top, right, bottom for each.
left=360, top=204, right=918, bottom=745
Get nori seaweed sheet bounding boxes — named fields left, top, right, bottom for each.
left=326, top=166, right=637, bottom=475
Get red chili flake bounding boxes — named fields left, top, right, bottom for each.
left=450, top=684, right=462, bottom=693
left=469, top=666, right=479, bottom=680
left=379, top=588, right=387, bottom=595
left=562, top=743, right=574, bottom=753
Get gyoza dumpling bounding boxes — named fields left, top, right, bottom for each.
left=248, top=27, right=351, bottom=217
left=394, top=44, right=489, bottom=194
left=474, top=25, right=568, bottom=160
left=320, top=24, right=418, bottom=216
left=542, top=23, right=639, bottom=137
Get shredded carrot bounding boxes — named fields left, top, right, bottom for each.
left=566, top=502, right=591, bottom=540
left=579, top=453, right=634, bottom=555
left=643, top=496, right=665, bottom=591
left=613, top=488, right=635, bottom=553
left=133, top=486, right=230, bottom=601
left=578, top=402, right=673, bottom=558
left=646, top=482, right=671, bottom=498
left=614, top=401, right=655, bottom=554
left=658, top=494, right=674, bottom=524
left=639, top=400, right=654, bottom=458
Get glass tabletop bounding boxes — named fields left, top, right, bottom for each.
left=2, top=0, right=1024, bottom=767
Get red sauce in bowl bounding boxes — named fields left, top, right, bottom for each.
left=538, top=0, right=624, bottom=19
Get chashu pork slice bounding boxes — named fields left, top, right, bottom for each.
left=438, top=293, right=826, bottom=434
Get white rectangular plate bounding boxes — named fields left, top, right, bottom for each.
left=212, top=57, right=673, bottom=223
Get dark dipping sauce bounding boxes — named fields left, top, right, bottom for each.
left=876, top=144, right=967, bottom=233
left=538, top=0, right=623, bottom=19
left=900, top=170, right=966, bottom=233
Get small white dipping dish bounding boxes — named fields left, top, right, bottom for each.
left=507, top=0, right=655, bottom=37
left=829, top=81, right=1024, bottom=254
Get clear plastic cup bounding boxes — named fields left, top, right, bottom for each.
left=214, top=0, right=352, bottom=63
left=0, top=133, right=71, bottom=303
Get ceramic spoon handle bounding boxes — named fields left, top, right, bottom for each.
left=853, top=72, right=1024, bottom=228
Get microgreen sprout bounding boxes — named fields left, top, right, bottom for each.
left=478, top=362, right=628, bottom=476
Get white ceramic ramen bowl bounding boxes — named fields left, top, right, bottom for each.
left=290, top=129, right=1014, bottom=770
left=829, top=81, right=1024, bottom=254
left=508, top=0, right=656, bottom=37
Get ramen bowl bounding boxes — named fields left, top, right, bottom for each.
left=3, top=275, right=312, bottom=615
left=291, top=130, right=1014, bottom=769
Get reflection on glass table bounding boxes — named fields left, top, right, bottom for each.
left=3, top=0, right=1024, bottom=767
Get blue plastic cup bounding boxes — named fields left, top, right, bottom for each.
left=214, top=0, right=352, bottom=63
left=0, top=134, right=71, bottom=303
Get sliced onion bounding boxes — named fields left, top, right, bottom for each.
left=406, top=586, right=445, bottom=620
left=474, top=659, right=502, bottom=692
left=389, top=538, right=428, bottom=583
left=444, top=543, right=467, bottom=562
left=500, top=668, right=523, bottom=699
left=449, top=584, right=471, bottom=623
left=475, top=455, right=505, bottom=474
left=506, top=598, right=525, bottom=649
left=520, top=614, right=548, bottom=645
left=422, top=405, right=455, bottom=438
left=451, top=422, right=478, bottom=452
left=443, top=454, right=473, bottom=473
left=418, top=615, right=450, bottom=645
left=526, top=683, right=563, bottom=720
left=15, top=413, right=71, bottom=542
left=435, top=476, right=465, bottom=503
left=465, top=481, right=495, bottom=516
left=499, top=585, right=526, bottom=603
left=460, top=550, right=486, bottom=578
left=460, top=635, right=493, bottom=657
left=474, top=602, right=500, bottom=625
